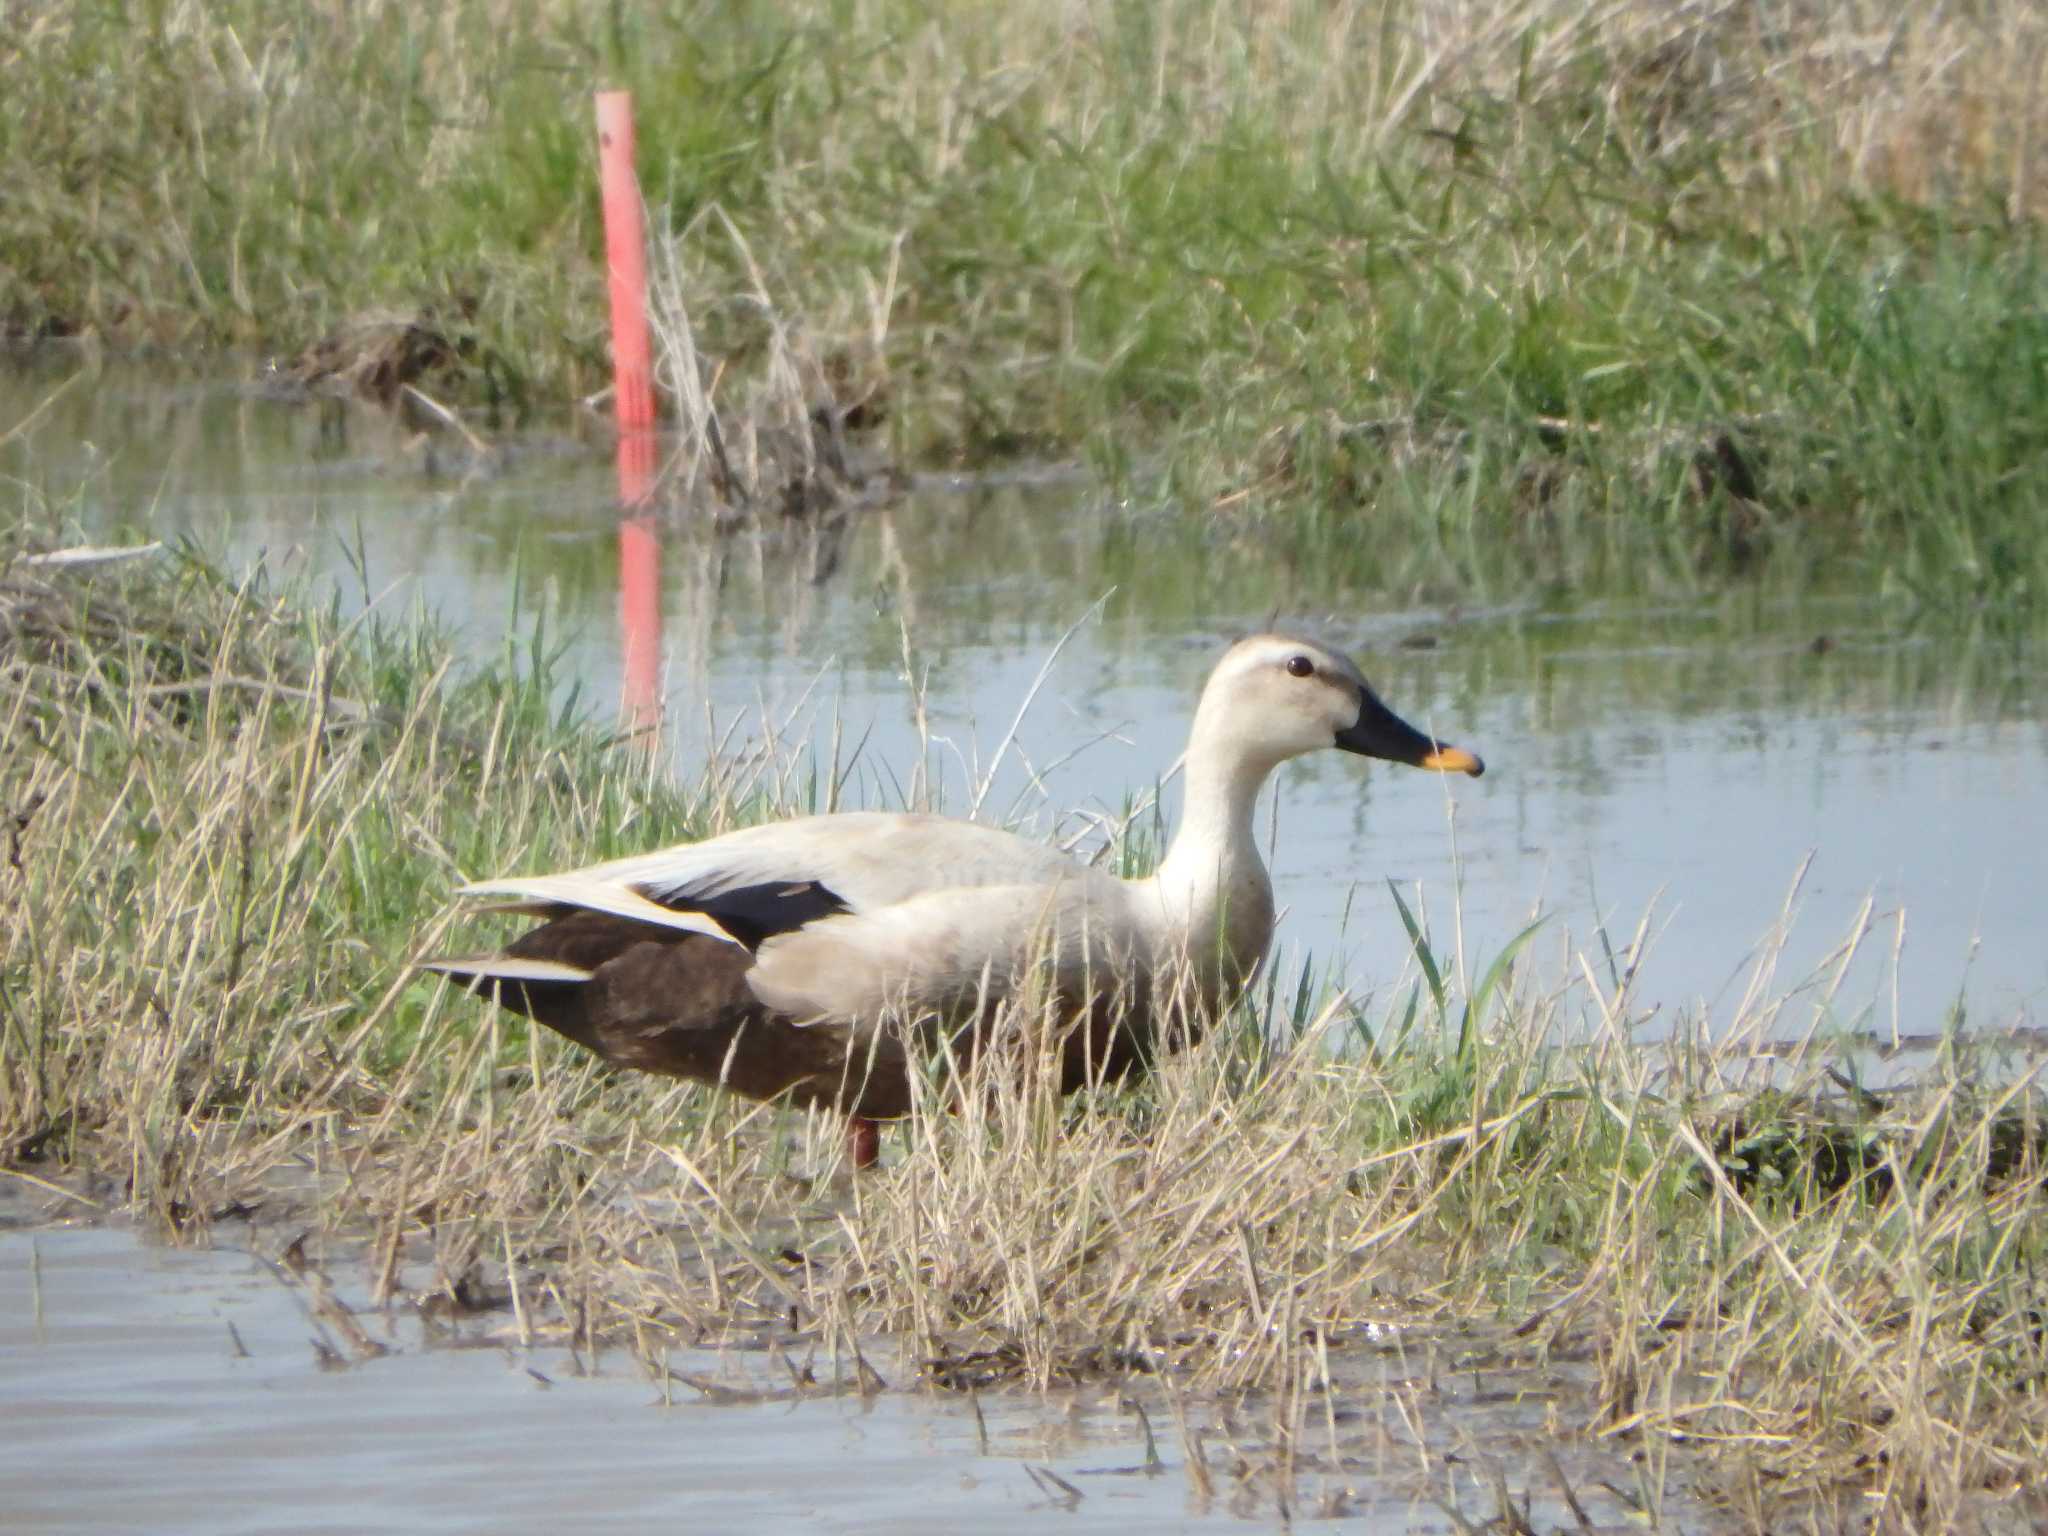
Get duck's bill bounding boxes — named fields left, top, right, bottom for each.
left=1337, top=691, right=1485, bottom=777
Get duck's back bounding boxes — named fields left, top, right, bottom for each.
left=573, top=810, right=1088, bottom=918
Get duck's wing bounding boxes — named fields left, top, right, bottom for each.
left=456, top=810, right=1083, bottom=950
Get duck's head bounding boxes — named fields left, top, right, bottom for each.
left=1197, top=633, right=1484, bottom=778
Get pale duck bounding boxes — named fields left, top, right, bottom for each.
left=425, top=634, right=1483, bottom=1162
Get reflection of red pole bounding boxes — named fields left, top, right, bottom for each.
left=597, top=91, right=661, bottom=736
left=618, top=512, right=661, bottom=735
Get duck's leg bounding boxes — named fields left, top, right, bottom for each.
left=846, top=1115, right=881, bottom=1169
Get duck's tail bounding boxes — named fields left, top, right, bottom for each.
left=417, top=954, right=591, bottom=1021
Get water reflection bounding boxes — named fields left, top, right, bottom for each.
left=5, top=358, right=2043, bottom=1034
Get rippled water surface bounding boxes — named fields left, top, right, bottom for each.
left=0, top=1223, right=1180, bottom=1535
left=2, top=1216, right=1727, bottom=1534
left=7, top=359, right=2045, bottom=1036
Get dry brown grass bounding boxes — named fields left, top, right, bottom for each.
left=12, top=1, right=2048, bottom=364
left=797, top=0, right=2048, bottom=218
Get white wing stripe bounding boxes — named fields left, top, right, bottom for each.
left=421, top=956, right=594, bottom=983
left=457, top=875, right=741, bottom=944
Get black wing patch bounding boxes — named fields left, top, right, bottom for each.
left=652, top=879, right=851, bottom=951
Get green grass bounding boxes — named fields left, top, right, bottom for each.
left=4, top=508, right=2047, bottom=1528
left=7, top=2, right=2048, bottom=619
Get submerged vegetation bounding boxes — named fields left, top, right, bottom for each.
left=7, top=1, right=2048, bottom=617
left=5, top=514, right=2046, bottom=1529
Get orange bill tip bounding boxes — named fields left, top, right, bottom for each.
left=1419, top=745, right=1485, bottom=777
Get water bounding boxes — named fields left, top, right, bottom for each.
left=0, top=1217, right=1713, bottom=1533
left=6, top=357, right=2045, bottom=1039
left=0, top=1223, right=1185, bottom=1534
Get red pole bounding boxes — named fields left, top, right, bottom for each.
left=596, top=91, right=661, bottom=737
left=595, top=90, right=656, bottom=451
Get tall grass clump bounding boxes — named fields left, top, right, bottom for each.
left=0, top=501, right=741, bottom=1201
left=3, top=506, right=2045, bottom=1528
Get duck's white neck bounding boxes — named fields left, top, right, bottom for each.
left=1147, top=707, right=1280, bottom=974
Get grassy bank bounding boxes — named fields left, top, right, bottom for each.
left=8, top=2, right=2048, bottom=620
left=4, top=515, right=2046, bottom=1528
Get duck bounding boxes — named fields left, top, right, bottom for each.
left=425, top=634, right=1483, bottom=1165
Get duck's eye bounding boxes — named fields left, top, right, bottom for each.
left=1285, top=655, right=1314, bottom=678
